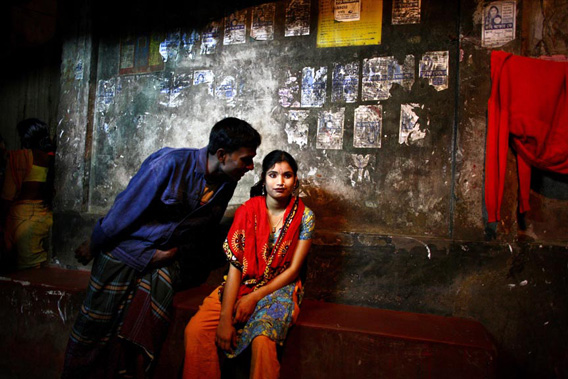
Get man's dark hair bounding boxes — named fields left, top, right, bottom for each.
left=17, top=118, right=55, bottom=152
left=207, top=118, right=261, bottom=155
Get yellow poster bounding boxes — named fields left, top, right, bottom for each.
left=317, top=0, right=383, bottom=48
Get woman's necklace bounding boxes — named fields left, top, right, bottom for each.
left=269, top=210, right=285, bottom=233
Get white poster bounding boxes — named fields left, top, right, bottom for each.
left=285, top=110, right=310, bottom=148
left=331, top=62, right=359, bottom=103
left=362, top=55, right=414, bottom=101
left=224, top=11, right=247, bottom=45
left=354, top=105, right=382, bottom=148
left=316, top=109, right=344, bottom=149
left=200, top=22, right=221, bottom=55
left=334, top=0, right=360, bottom=22
left=419, top=51, right=449, bottom=91
left=482, top=1, right=516, bottom=48
left=399, top=103, right=427, bottom=145
left=301, top=67, right=328, bottom=108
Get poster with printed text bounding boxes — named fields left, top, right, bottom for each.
left=224, top=11, right=247, bottom=45
left=334, top=0, right=360, bottom=22
left=317, top=108, right=345, bottom=149
left=482, top=1, right=516, bottom=48
left=419, top=51, right=449, bottom=91
left=251, top=3, right=276, bottom=41
left=317, top=0, right=382, bottom=47
left=279, top=69, right=301, bottom=107
left=392, top=0, right=421, bottom=24
left=331, top=62, right=359, bottom=103
left=193, top=70, right=215, bottom=95
left=119, top=32, right=164, bottom=75
left=285, top=110, right=310, bottom=148
left=354, top=105, right=382, bottom=148
left=301, top=67, right=328, bottom=108
left=362, top=55, right=415, bottom=101
left=201, top=22, right=221, bottom=54
left=285, top=0, right=311, bottom=37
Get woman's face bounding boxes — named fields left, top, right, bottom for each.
left=265, top=161, right=297, bottom=200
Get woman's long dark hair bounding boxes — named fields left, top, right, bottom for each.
left=250, top=150, right=298, bottom=198
left=17, top=118, right=55, bottom=152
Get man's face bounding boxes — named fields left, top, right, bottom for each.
left=219, top=146, right=257, bottom=181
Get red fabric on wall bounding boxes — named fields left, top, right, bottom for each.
left=485, top=51, right=568, bottom=222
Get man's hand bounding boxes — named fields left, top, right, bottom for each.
left=215, top=319, right=237, bottom=352
left=150, top=247, right=178, bottom=265
left=233, top=293, right=259, bottom=324
left=75, top=239, right=93, bottom=265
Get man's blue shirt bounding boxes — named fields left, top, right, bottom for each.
left=90, top=147, right=237, bottom=272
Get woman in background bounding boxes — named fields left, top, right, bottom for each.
left=183, top=150, right=315, bottom=378
left=1, top=118, right=55, bottom=271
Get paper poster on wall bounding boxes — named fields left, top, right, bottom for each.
left=201, top=22, right=221, bottom=54
left=251, top=3, right=276, bottom=41
left=224, top=11, right=247, bottom=45
left=301, top=67, right=327, bottom=108
left=362, top=55, right=415, bottom=101
left=160, top=72, right=192, bottom=108
left=392, top=0, right=421, bottom=24
left=285, top=110, right=310, bottom=148
left=482, top=1, right=516, bottom=48
left=215, top=76, right=237, bottom=106
left=119, top=32, right=164, bottom=75
left=317, top=0, right=382, bottom=47
left=279, top=69, right=301, bottom=107
left=316, top=108, right=344, bottom=149
left=285, top=0, right=311, bottom=37
left=419, top=51, right=449, bottom=91
left=181, top=30, right=200, bottom=60
left=331, top=62, right=359, bottom=103
left=160, top=31, right=181, bottom=63
left=193, top=70, right=215, bottom=95
left=399, top=103, right=427, bottom=144
left=334, top=0, right=360, bottom=22
left=354, top=105, right=382, bottom=148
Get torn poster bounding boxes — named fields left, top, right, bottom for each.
left=331, top=62, right=359, bottom=103
left=348, top=154, right=372, bottom=186
left=354, top=105, right=382, bottom=148
left=317, top=0, right=382, bottom=47
left=160, top=72, right=192, bottom=108
left=193, top=70, right=215, bottom=96
left=482, top=1, right=516, bottom=48
left=316, top=108, right=344, bottom=149
left=279, top=69, right=301, bottom=107
left=334, top=0, right=360, bottom=22
left=285, top=0, right=311, bottom=37
left=392, top=0, right=421, bottom=25
left=201, top=22, right=221, bottom=55
left=224, top=11, right=247, bottom=45
left=419, top=51, right=449, bottom=91
left=399, top=103, right=427, bottom=144
left=285, top=110, right=310, bottom=148
left=301, top=67, right=327, bottom=108
left=215, top=76, right=237, bottom=105
left=181, top=30, right=200, bottom=60
left=160, top=31, right=181, bottom=63
left=251, top=3, right=276, bottom=41
left=362, top=55, right=415, bottom=101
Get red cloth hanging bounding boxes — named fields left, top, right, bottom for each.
left=485, top=50, right=568, bottom=222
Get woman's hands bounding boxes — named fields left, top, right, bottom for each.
left=215, top=319, right=237, bottom=352
left=233, top=293, right=259, bottom=324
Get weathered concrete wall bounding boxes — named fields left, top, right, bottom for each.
left=43, top=0, right=568, bottom=377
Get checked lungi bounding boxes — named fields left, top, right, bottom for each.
left=62, top=251, right=178, bottom=378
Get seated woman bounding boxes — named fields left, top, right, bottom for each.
left=1, top=118, right=55, bottom=271
left=183, top=150, right=315, bottom=379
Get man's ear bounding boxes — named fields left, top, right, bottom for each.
left=215, top=148, right=226, bottom=164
